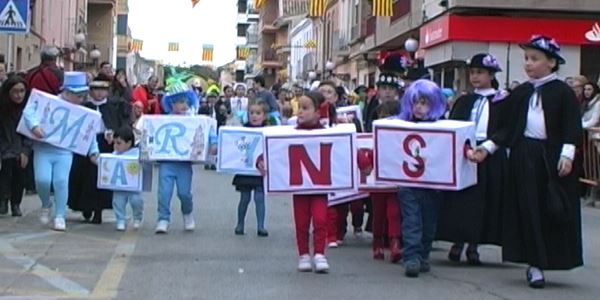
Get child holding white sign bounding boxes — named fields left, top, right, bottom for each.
left=233, top=100, right=269, bottom=237
left=111, top=126, right=144, bottom=231
left=396, top=79, right=447, bottom=278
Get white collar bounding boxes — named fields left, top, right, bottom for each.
left=530, top=73, right=558, bottom=89
left=90, top=98, right=107, bottom=106
left=474, top=88, right=496, bottom=97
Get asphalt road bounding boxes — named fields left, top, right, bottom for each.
left=1, top=166, right=599, bottom=299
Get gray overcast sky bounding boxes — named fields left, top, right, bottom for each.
left=128, top=0, right=238, bottom=66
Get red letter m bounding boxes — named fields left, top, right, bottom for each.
left=289, top=143, right=333, bottom=186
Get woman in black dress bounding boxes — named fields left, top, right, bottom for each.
left=502, top=35, right=583, bottom=288
left=437, top=53, right=510, bottom=265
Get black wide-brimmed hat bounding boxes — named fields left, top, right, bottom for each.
left=379, top=52, right=408, bottom=75
left=467, top=53, right=502, bottom=72
left=89, top=74, right=111, bottom=89
left=520, top=35, right=566, bottom=65
left=376, top=72, right=400, bottom=88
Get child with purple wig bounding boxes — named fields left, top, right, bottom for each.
left=395, top=79, right=447, bottom=278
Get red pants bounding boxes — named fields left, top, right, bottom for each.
left=371, top=193, right=401, bottom=240
left=327, top=201, right=365, bottom=243
left=293, top=194, right=328, bottom=256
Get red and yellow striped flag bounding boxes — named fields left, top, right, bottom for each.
left=304, top=39, right=317, bottom=49
left=130, top=39, right=143, bottom=52
left=372, top=0, right=393, bottom=17
left=191, top=0, right=200, bottom=8
left=309, top=0, right=327, bottom=18
left=202, top=44, right=214, bottom=61
left=168, top=42, right=179, bottom=52
left=237, top=47, right=250, bottom=60
left=255, top=0, right=265, bottom=9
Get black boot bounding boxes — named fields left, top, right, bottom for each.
left=11, top=204, right=22, bottom=217
left=82, top=211, right=93, bottom=222
left=0, top=199, right=8, bottom=215
left=91, top=209, right=102, bottom=224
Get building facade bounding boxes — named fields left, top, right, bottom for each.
left=235, top=0, right=259, bottom=83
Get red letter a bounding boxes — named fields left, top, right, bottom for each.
left=289, top=143, right=333, bottom=186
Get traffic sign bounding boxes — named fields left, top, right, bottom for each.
left=0, top=0, right=29, bottom=34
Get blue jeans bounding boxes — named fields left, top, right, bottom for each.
left=158, top=162, right=193, bottom=222
left=33, top=144, right=73, bottom=219
left=237, top=186, right=266, bottom=230
left=113, top=191, right=144, bottom=223
left=398, top=188, right=442, bottom=264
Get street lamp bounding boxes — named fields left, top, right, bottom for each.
left=90, top=45, right=101, bottom=67
left=404, top=38, right=419, bottom=53
left=74, top=32, right=86, bottom=49
left=325, top=60, right=335, bottom=79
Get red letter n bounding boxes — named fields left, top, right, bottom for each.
left=289, top=143, right=333, bottom=186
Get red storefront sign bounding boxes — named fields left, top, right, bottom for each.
left=420, top=15, right=600, bottom=49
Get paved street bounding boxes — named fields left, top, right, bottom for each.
left=1, top=167, right=599, bottom=299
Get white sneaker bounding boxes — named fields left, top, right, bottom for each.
left=53, top=218, right=66, bottom=231
left=116, top=221, right=126, bottom=231
left=313, top=254, right=330, bottom=273
left=39, top=208, right=51, bottom=225
left=155, top=220, right=169, bottom=234
left=327, top=242, right=338, bottom=248
left=183, top=214, right=195, bottom=231
left=297, top=254, right=312, bottom=272
left=133, top=219, right=142, bottom=229
left=336, top=240, right=344, bottom=246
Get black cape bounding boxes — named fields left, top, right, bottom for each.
left=437, top=93, right=510, bottom=245
left=68, top=99, right=131, bottom=212
left=502, top=80, right=583, bottom=270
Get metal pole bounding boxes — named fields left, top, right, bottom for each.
left=505, top=42, right=511, bottom=89
left=6, top=34, right=14, bottom=73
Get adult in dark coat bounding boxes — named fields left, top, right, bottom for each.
left=364, top=52, right=405, bottom=132
left=68, top=75, right=131, bottom=223
left=436, top=53, right=511, bottom=265
left=502, top=35, right=583, bottom=288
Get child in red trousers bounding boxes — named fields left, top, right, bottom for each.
left=358, top=100, right=402, bottom=263
left=259, top=91, right=336, bottom=274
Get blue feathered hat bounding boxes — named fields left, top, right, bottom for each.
left=161, top=68, right=199, bottom=114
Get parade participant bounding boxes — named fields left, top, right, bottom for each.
left=23, top=72, right=100, bottom=231
left=155, top=78, right=216, bottom=234
left=258, top=91, right=335, bottom=273
left=364, top=53, right=405, bottom=132
left=233, top=100, right=270, bottom=237
left=358, top=100, right=402, bottom=263
left=231, top=83, right=249, bottom=125
left=0, top=75, right=31, bottom=217
left=502, top=35, right=583, bottom=288
left=111, top=126, right=143, bottom=231
left=132, top=75, right=161, bottom=114
left=68, top=74, right=131, bottom=224
left=131, top=101, right=144, bottom=145
left=396, top=79, right=446, bottom=277
left=436, top=53, right=510, bottom=265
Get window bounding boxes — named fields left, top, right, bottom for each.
left=117, top=15, right=128, bottom=35
left=116, top=57, right=127, bottom=69
left=237, top=0, right=247, bottom=13
left=237, top=23, right=249, bottom=37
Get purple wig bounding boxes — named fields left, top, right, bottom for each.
left=398, top=79, right=446, bottom=121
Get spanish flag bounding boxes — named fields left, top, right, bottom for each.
left=130, top=39, right=143, bottom=52
left=255, top=0, right=265, bottom=9
left=191, top=0, right=200, bottom=8
left=202, top=44, right=214, bottom=62
left=237, top=47, right=250, bottom=60
left=304, top=39, right=317, bottom=49
left=309, top=0, right=327, bottom=18
left=372, top=0, right=393, bottom=17
left=168, top=42, right=179, bottom=52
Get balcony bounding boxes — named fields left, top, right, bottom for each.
left=390, top=0, right=411, bottom=22
left=259, top=1, right=278, bottom=33
left=281, top=0, right=309, bottom=17
left=261, top=48, right=283, bottom=68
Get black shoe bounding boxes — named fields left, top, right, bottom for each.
left=204, top=165, right=210, bottom=170
left=91, top=210, right=102, bottom=224
left=25, top=190, right=36, bottom=195
left=448, top=243, right=463, bottom=262
left=0, top=200, right=8, bottom=215
left=83, top=211, right=93, bottom=222
left=526, top=267, right=545, bottom=289
left=404, top=261, right=420, bottom=278
left=466, top=248, right=482, bottom=266
left=11, top=205, right=22, bottom=217
left=257, top=229, right=269, bottom=237
left=210, top=165, right=217, bottom=171
left=234, top=226, right=244, bottom=235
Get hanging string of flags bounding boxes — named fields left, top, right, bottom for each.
left=202, top=44, right=214, bottom=62
left=309, top=0, right=327, bottom=17
left=372, top=0, right=393, bottom=17
left=237, top=46, right=250, bottom=60
left=168, top=42, right=179, bottom=52
left=304, top=39, right=317, bottom=49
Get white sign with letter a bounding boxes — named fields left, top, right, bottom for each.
left=217, top=126, right=263, bottom=176
left=373, top=119, right=477, bottom=191
left=97, top=154, right=151, bottom=192
left=17, top=89, right=102, bottom=155
left=263, top=124, right=358, bottom=194
left=137, top=115, right=216, bottom=162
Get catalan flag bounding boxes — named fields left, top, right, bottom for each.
left=309, top=0, right=327, bottom=18
left=372, top=0, right=393, bottom=17
left=168, top=42, right=179, bottom=52
left=130, top=39, right=143, bottom=52
left=191, top=0, right=200, bottom=8
left=202, top=44, right=214, bottom=62
left=237, top=47, right=250, bottom=60
left=255, top=0, right=265, bottom=9
left=304, top=39, right=317, bottom=49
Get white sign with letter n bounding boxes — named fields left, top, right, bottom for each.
left=263, top=124, right=358, bottom=194
left=17, top=89, right=102, bottom=155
